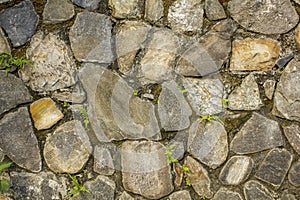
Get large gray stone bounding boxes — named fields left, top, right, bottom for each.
left=109, top=0, right=141, bottom=19
left=0, top=107, right=41, bottom=172
left=0, top=73, right=33, bottom=115
left=244, top=180, right=275, bottom=200
left=145, top=0, right=163, bottom=22
left=272, top=60, right=300, bottom=122
left=71, top=0, right=101, bottom=10
left=211, top=187, right=243, bottom=200
left=19, top=32, right=76, bottom=92
left=230, top=112, right=283, bottom=154
left=205, top=0, right=226, bottom=21
left=43, top=0, right=75, bottom=24
left=121, top=141, right=174, bottom=199
left=0, top=0, right=38, bottom=47
left=283, top=124, right=300, bottom=155
left=169, top=190, right=192, bottom=200
left=0, top=28, right=10, bottom=60
left=288, top=159, right=300, bottom=187
left=69, top=12, right=113, bottom=63
left=228, top=0, right=299, bottom=34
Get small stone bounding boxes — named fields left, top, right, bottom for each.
left=52, top=84, right=86, bottom=104
left=167, top=132, right=188, bottom=160
left=0, top=73, right=33, bottom=115
left=168, top=0, right=204, bottom=33
left=244, top=180, right=275, bottom=200
left=230, top=38, right=280, bottom=71
left=118, top=191, right=134, bottom=200
left=69, top=12, right=113, bottom=63
left=0, top=28, right=10, bottom=59
left=94, top=145, right=115, bottom=175
left=0, top=0, right=38, bottom=47
left=205, top=0, right=226, bottom=21
left=109, top=0, right=141, bottom=19
left=43, top=120, right=92, bottom=174
left=173, top=163, right=183, bottom=187
left=188, top=120, right=228, bottom=169
left=288, top=160, right=300, bottom=187
left=211, top=187, right=243, bottom=200
left=145, top=0, right=163, bottom=22
left=264, top=80, right=276, bottom=100
left=43, top=0, right=75, bottom=24
left=281, top=191, right=297, bottom=200
left=30, top=98, right=64, bottom=130
left=71, top=0, right=101, bottom=10
left=228, top=0, right=299, bottom=34
left=121, top=141, right=173, bottom=199
left=275, top=53, right=294, bottom=69
left=283, top=124, right=300, bottom=155
left=219, top=156, right=253, bottom=185
left=169, top=190, right=192, bottom=200
left=228, top=74, right=263, bottom=110
left=230, top=112, right=283, bottom=154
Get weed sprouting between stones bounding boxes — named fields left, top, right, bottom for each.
left=0, top=52, right=34, bottom=76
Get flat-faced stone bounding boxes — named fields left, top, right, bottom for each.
left=255, top=148, right=293, bottom=189
left=173, top=162, right=183, bottom=187
left=272, top=59, right=300, bottom=122
left=283, top=124, right=300, bottom=155
left=118, top=191, right=134, bottom=200
left=228, top=74, right=263, bottom=110
left=71, top=0, right=101, bottom=10
left=211, top=187, right=243, bottom=200
left=205, top=0, right=226, bottom=21
left=230, top=112, right=283, bottom=154
left=0, top=28, right=10, bottom=59
left=230, top=38, right=280, bottom=71
left=295, top=24, right=300, bottom=50
left=109, top=0, right=141, bottom=19
left=43, top=0, right=75, bottom=24
left=188, top=120, right=228, bottom=169
left=169, top=190, right=192, bottom=200
left=168, top=0, right=204, bottom=33
left=288, top=160, right=300, bottom=187
left=264, top=80, right=276, bottom=100
left=183, top=78, right=223, bottom=116
left=145, top=0, right=163, bottom=22
left=19, top=32, right=76, bottom=92
left=0, top=107, right=41, bottom=172
left=0, top=0, right=38, bottom=47
left=228, top=0, right=299, bottom=34
left=43, top=120, right=92, bottom=174
left=69, top=12, right=113, bottom=63
left=0, top=73, right=32, bottom=115
left=121, top=141, right=173, bottom=199
left=219, top=156, right=253, bottom=185
left=244, top=180, right=275, bottom=200
left=93, top=145, right=115, bottom=175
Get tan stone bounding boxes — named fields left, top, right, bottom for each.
left=295, top=24, right=300, bottom=51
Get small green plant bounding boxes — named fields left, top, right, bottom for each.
left=63, top=102, right=71, bottom=108
left=181, top=164, right=191, bottom=186
left=79, top=107, right=89, bottom=129
left=0, top=53, right=34, bottom=76
left=165, top=145, right=178, bottom=165
left=177, top=86, right=188, bottom=94
left=0, top=162, right=12, bottom=194
left=199, top=115, right=223, bottom=124
left=221, top=98, right=230, bottom=109
left=67, top=174, right=90, bottom=198
left=133, top=89, right=140, bottom=96
left=200, top=194, right=207, bottom=199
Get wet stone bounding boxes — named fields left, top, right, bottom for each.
left=169, top=190, right=192, bottom=200
left=0, top=73, right=33, bottom=115
left=71, top=0, right=101, bottom=10
left=219, top=156, right=254, bottom=185
left=205, top=0, right=226, bottom=21
left=264, top=80, right=276, bottom=100
left=19, top=32, right=76, bottom=92
left=93, top=145, right=115, bottom=175
left=0, top=0, right=38, bottom=47
left=69, top=12, right=113, bottom=63
left=244, top=180, right=275, bottom=200
left=145, top=0, right=163, bottom=22
left=283, top=124, right=300, bottom=155
left=118, top=191, right=134, bottom=200
left=0, top=28, right=10, bottom=61
left=228, top=0, right=299, bottom=34
left=43, top=120, right=92, bottom=174
left=288, top=160, right=300, bottom=187
left=188, top=120, right=228, bottom=169
left=121, top=141, right=173, bottom=199
left=228, top=74, right=263, bottom=110
left=211, top=187, right=243, bottom=200
left=43, top=0, right=75, bottom=24
left=230, top=112, right=283, bottom=154
left=109, top=0, right=141, bottom=19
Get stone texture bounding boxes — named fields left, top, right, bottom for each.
left=188, top=120, right=228, bottom=169
left=0, top=0, right=10, bottom=3
left=121, top=141, right=173, bottom=199
left=94, top=145, right=115, bottom=175
left=109, top=0, right=141, bottom=19
left=211, top=187, right=243, bottom=200
left=43, top=0, right=75, bottom=24
left=173, top=163, right=183, bottom=187
left=0, top=0, right=38, bottom=47
left=205, top=0, right=226, bottom=21
left=0, top=28, right=10, bottom=59
left=168, top=0, right=204, bottom=33
left=219, top=156, right=253, bottom=185
left=183, top=78, right=223, bottom=116
left=52, top=84, right=86, bottom=104
left=118, top=191, right=134, bottom=200
left=281, top=192, right=297, bottom=200
left=264, top=80, right=276, bottom=100
left=276, top=53, right=294, bottom=69
left=295, top=24, right=300, bottom=50
left=230, top=38, right=280, bottom=71
left=283, top=124, right=300, bottom=155
left=169, top=190, right=192, bottom=200
left=244, top=180, right=275, bottom=200
left=19, top=32, right=76, bottom=92
left=0, top=107, right=41, bottom=172
left=30, top=98, right=64, bottom=130
left=69, top=12, right=113, bottom=63
left=158, top=80, right=192, bottom=131
left=228, top=74, right=263, bottom=110
left=145, top=0, right=163, bottom=22
left=288, top=160, right=300, bottom=187
left=0, top=73, right=33, bottom=115
left=272, top=60, right=300, bottom=122
left=71, top=0, right=101, bottom=10
left=230, top=112, right=283, bottom=154
left=255, top=148, right=293, bottom=189
left=184, top=156, right=213, bottom=198
left=228, top=0, right=299, bottom=34
left=167, top=132, right=188, bottom=161
left=115, top=21, right=150, bottom=74
left=43, top=120, right=92, bottom=174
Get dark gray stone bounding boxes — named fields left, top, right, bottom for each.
left=283, top=124, right=300, bottom=155
left=0, top=107, right=41, bottom=172
left=288, top=160, right=300, bottom=187
left=205, top=0, right=226, bottom=21
left=71, top=0, right=101, bottom=10
left=43, top=0, right=75, bottom=24
left=0, top=0, right=38, bottom=47
left=230, top=112, right=283, bottom=154
left=211, top=187, right=243, bottom=200
left=94, top=145, right=115, bottom=175
left=0, top=73, right=33, bottom=115
left=169, top=190, right=192, bottom=200
left=244, top=180, right=275, bottom=200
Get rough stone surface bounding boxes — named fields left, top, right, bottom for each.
left=211, top=187, right=243, bottom=200
left=228, top=74, right=263, bottom=110
left=109, top=0, right=141, bottom=19
left=43, top=0, right=75, bottom=24
left=230, top=112, right=283, bottom=154
left=0, top=0, right=38, bottom=47
left=0, top=73, right=33, bottom=115
left=0, top=28, right=10, bottom=59
left=168, top=0, right=204, bottom=33
left=264, top=80, right=276, bottom=100
left=228, top=0, right=299, bottom=34
left=205, top=0, right=226, bottom=21
left=219, top=156, right=254, bottom=185
left=288, top=160, right=300, bottom=187
left=188, top=120, right=228, bottom=169
left=121, top=141, right=173, bottom=199
left=255, top=148, right=293, bottom=189
left=0, top=107, right=41, bottom=172
left=173, top=163, right=183, bottom=187
left=19, top=32, right=76, bottom=91
left=230, top=38, right=280, bottom=71
left=272, top=60, right=300, bottom=122
left=244, top=180, right=275, bottom=200
left=0, top=0, right=10, bottom=3
left=118, top=191, right=134, bottom=200
left=69, top=12, right=113, bottom=63
left=145, top=0, right=163, bottom=22
left=281, top=192, right=297, bottom=200
left=30, top=98, right=64, bottom=130
left=71, top=0, right=101, bottom=10
left=295, top=24, right=300, bottom=50
left=52, top=84, right=86, bottom=104
left=43, top=120, right=92, bottom=174
left=283, top=124, right=300, bottom=155
left=94, top=145, right=115, bottom=175
left=169, top=190, right=192, bottom=200
left=183, top=77, right=224, bottom=116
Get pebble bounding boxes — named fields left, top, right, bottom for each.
left=283, top=124, right=300, bottom=155
left=243, top=180, right=275, bottom=200
left=211, top=187, right=243, bottom=200
left=169, top=190, right=192, bottom=200
left=71, top=0, right=101, bottom=10
left=205, top=0, right=226, bottom=21
left=288, top=159, right=300, bottom=187
left=118, top=191, right=134, bottom=200
left=109, top=0, right=141, bottom=19
left=43, top=0, right=75, bottom=24
left=145, top=0, right=163, bottom=22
